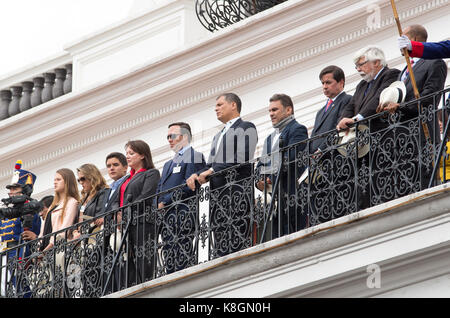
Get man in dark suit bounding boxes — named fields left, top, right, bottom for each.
left=156, top=122, right=206, bottom=273
left=378, top=25, right=447, bottom=131
left=255, top=94, right=308, bottom=241
left=336, top=46, right=400, bottom=211
left=307, top=66, right=353, bottom=226
left=187, top=93, right=258, bottom=258
left=310, top=65, right=352, bottom=153
left=338, top=46, right=400, bottom=133
left=377, top=25, right=447, bottom=194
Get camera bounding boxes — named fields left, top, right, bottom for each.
left=0, top=184, right=42, bottom=229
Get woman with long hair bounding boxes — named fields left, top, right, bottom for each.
left=41, top=168, right=80, bottom=251
left=113, top=140, right=160, bottom=287
left=77, top=163, right=109, bottom=224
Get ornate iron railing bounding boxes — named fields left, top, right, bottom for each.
left=1, top=87, right=449, bottom=298
left=195, top=0, right=286, bottom=32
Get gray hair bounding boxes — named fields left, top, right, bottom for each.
left=353, top=45, right=387, bottom=67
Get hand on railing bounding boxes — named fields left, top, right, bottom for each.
left=186, top=172, right=209, bottom=190
left=336, top=117, right=355, bottom=134
left=376, top=101, right=399, bottom=114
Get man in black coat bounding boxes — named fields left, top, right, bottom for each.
left=307, top=66, right=353, bottom=225
left=310, top=65, right=352, bottom=153
left=338, top=46, right=400, bottom=133
left=187, top=93, right=258, bottom=258
left=255, top=94, right=308, bottom=241
left=337, top=46, right=400, bottom=211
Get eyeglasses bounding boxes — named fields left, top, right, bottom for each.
left=167, top=133, right=181, bottom=140
left=355, top=60, right=369, bottom=69
left=77, top=177, right=86, bottom=183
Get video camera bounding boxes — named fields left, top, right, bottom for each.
left=0, top=184, right=42, bottom=229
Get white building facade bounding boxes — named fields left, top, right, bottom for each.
left=1, top=0, right=450, bottom=298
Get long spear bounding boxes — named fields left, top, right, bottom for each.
left=390, top=0, right=430, bottom=140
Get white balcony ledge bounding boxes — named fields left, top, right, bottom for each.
left=106, top=182, right=450, bottom=298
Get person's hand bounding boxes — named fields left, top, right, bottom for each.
left=186, top=174, right=199, bottom=191
left=398, top=35, right=412, bottom=51
left=256, top=178, right=271, bottom=191
left=198, top=170, right=212, bottom=185
left=158, top=202, right=165, bottom=210
left=378, top=102, right=399, bottom=114
left=72, top=230, right=81, bottom=240
left=336, top=117, right=354, bottom=134
left=94, top=218, right=104, bottom=227
left=21, top=230, right=37, bottom=241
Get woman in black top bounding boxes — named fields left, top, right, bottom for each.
left=115, top=140, right=160, bottom=288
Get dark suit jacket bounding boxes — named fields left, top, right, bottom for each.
left=399, top=58, right=447, bottom=144
left=80, top=187, right=109, bottom=218
left=156, top=146, right=206, bottom=205
left=198, top=117, right=258, bottom=189
left=310, top=92, right=352, bottom=153
left=111, top=168, right=160, bottom=210
left=256, top=118, right=308, bottom=192
left=399, top=58, right=447, bottom=118
left=340, top=67, right=401, bottom=131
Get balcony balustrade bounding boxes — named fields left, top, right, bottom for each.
left=1, top=88, right=449, bottom=298
left=0, top=64, right=72, bottom=121
left=195, top=0, right=286, bottom=32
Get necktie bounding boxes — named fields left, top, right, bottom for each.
left=325, top=99, right=333, bottom=112
left=403, top=59, right=415, bottom=82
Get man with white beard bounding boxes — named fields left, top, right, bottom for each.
left=337, top=46, right=400, bottom=133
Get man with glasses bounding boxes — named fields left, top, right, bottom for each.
left=337, top=46, right=400, bottom=133
left=335, top=47, right=400, bottom=211
left=156, top=122, right=205, bottom=273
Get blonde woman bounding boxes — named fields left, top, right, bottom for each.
left=77, top=163, right=109, bottom=226
left=40, top=168, right=80, bottom=252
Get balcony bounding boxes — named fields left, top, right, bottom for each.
left=1, top=0, right=450, bottom=300
left=195, top=0, right=287, bottom=32
left=2, top=88, right=450, bottom=298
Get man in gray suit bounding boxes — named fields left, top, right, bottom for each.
left=310, top=65, right=352, bottom=154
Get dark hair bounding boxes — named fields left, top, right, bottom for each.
left=105, top=152, right=128, bottom=167
left=406, top=25, right=428, bottom=42
left=125, top=140, right=155, bottom=170
left=319, top=65, right=346, bottom=84
left=39, top=195, right=54, bottom=209
left=168, top=122, right=192, bottom=142
left=269, top=93, right=294, bottom=114
left=217, top=93, right=242, bottom=113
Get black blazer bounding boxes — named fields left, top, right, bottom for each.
left=111, top=168, right=160, bottom=210
left=310, top=92, right=352, bottom=153
left=80, top=188, right=109, bottom=218
left=340, top=67, right=401, bottom=130
left=198, top=117, right=258, bottom=189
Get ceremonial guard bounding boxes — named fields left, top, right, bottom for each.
left=1, top=160, right=41, bottom=297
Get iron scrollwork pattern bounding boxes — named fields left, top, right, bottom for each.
left=1, top=88, right=449, bottom=298
left=195, top=0, right=286, bottom=32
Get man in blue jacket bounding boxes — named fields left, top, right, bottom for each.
left=398, top=36, right=450, bottom=59
left=157, top=122, right=205, bottom=273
